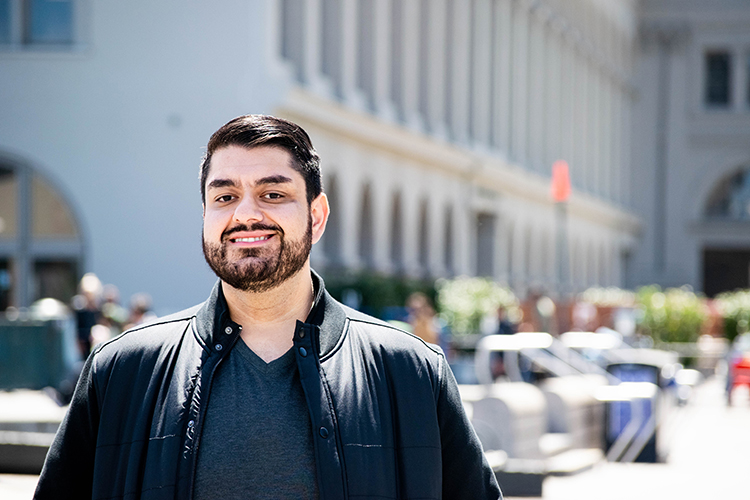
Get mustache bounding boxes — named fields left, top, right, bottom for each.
left=222, top=222, right=283, bottom=241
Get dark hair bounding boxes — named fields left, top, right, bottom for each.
left=200, top=115, right=322, bottom=204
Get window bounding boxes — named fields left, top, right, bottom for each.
left=0, top=163, right=83, bottom=308
left=706, top=167, right=750, bottom=220
left=390, top=192, right=404, bottom=269
left=705, top=51, right=732, bottom=106
left=26, top=0, right=73, bottom=44
left=0, top=0, right=11, bottom=44
left=1, top=0, right=75, bottom=47
left=418, top=199, right=429, bottom=273
left=0, top=168, right=18, bottom=238
left=443, top=205, right=454, bottom=275
left=358, top=184, right=374, bottom=267
left=321, top=175, right=341, bottom=264
left=476, top=213, right=496, bottom=277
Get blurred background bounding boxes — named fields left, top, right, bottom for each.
left=2, top=0, right=750, bottom=498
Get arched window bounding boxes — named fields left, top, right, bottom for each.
left=0, top=161, right=84, bottom=309
left=476, top=213, right=496, bottom=277
left=418, top=198, right=429, bottom=274
left=505, top=222, right=514, bottom=284
left=390, top=192, right=404, bottom=270
left=322, top=174, right=341, bottom=265
left=358, top=184, right=374, bottom=268
left=444, top=204, right=454, bottom=275
left=706, top=167, right=750, bottom=220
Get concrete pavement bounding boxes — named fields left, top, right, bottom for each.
left=509, top=376, right=750, bottom=499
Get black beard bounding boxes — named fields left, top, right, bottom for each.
left=202, top=217, right=312, bottom=293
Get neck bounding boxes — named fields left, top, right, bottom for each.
left=221, top=264, right=314, bottom=362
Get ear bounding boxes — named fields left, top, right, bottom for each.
left=202, top=203, right=206, bottom=218
left=310, top=193, right=330, bottom=245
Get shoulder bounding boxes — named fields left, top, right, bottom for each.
left=91, top=303, right=202, bottom=366
left=346, top=304, right=441, bottom=347
left=336, top=304, right=445, bottom=367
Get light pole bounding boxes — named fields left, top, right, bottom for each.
left=551, top=160, right=571, bottom=298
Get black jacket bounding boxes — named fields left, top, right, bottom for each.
left=36, top=274, right=502, bottom=499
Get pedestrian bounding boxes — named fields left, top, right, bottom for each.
left=406, top=291, right=441, bottom=345
left=123, top=292, right=156, bottom=330
left=35, top=115, right=502, bottom=499
left=71, top=273, right=103, bottom=360
left=496, top=305, right=517, bottom=335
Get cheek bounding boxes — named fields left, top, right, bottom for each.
left=203, top=213, right=227, bottom=239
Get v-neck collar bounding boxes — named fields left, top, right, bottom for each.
left=194, top=270, right=347, bottom=359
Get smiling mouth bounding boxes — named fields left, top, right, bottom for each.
left=230, top=235, right=273, bottom=243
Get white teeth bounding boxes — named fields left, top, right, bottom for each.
left=233, top=236, right=270, bottom=243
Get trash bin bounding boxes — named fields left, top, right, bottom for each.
left=0, top=317, right=76, bottom=391
left=604, top=363, right=661, bottom=463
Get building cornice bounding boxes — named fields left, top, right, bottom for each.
left=276, top=88, right=642, bottom=236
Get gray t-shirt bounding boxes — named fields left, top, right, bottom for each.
left=193, top=339, right=319, bottom=499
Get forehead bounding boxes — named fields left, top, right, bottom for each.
left=206, top=145, right=302, bottom=184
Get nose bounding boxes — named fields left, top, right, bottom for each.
left=233, top=195, right=263, bottom=223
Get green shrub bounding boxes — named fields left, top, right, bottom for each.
left=714, top=290, right=750, bottom=343
left=323, top=271, right=435, bottom=319
left=635, top=285, right=706, bottom=343
left=435, top=276, right=519, bottom=336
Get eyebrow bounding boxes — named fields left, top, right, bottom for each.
left=206, top=175, right=294, bottom=191
left=255, top=175, right=293, bottom=186
left=206, top=178, right=239, bottom=191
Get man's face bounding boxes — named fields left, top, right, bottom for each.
left=202, top=145, right=328, bottom=293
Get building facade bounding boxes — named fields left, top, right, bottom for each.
left=632, top=0, right=750, bottom=295
left=0, top=0, right=639, bottom=314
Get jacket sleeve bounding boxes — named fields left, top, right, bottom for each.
left=437, top=357, right=503, bottom=499
left=34, top=352, right=100, bottom=500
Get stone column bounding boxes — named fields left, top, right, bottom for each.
left=573, top=50, right=588, bottom=192
left=340, top=0, right=367, bottom=109
left=602, top=75, right=613, bottom=203
left=303, top=0, right=333, bottom=95
left=373, top=0, right=397, bottom=121
left=13, top=166, right=32, bottom=307
left=527, top=8, right=546, bottom=173
left=399, top=0, right=422, bottom=129
left=493, top=0, right=513, bottom=155
left=424, top=0, right=448, bottom=139
left=511, top=0, right=530, bottom=164
left=561, top=34, right=575, bottom=187
left=448, top=0, right=471, bottom=144
left=588, top=65, right=600, bottom=196
left=546, top=23, right=562, bottom=170
left=471, top=0, right=493, bottom=146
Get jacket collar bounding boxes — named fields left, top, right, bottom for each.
left=194, top=270, right=346, bottom=357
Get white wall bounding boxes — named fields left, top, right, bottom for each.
left=633, top=0, right=750, bottom=292
left=0, top=0, right=292, bottom=313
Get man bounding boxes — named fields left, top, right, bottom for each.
left=35, top=115, right=502, bottom=499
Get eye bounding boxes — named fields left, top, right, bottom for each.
left=263, top=192, right=284, bottom=200
left=214, top=194, right=235, bottom=203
